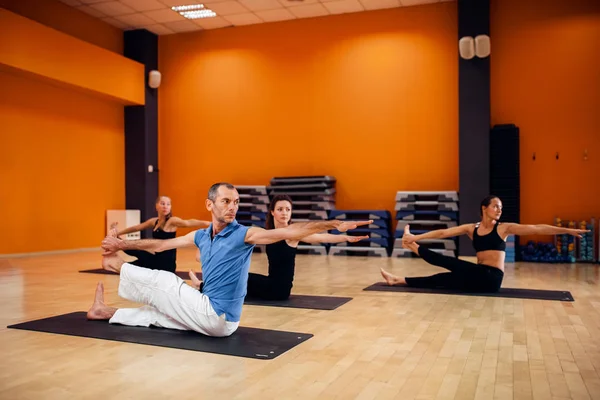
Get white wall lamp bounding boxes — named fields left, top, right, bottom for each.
left=459, top=34, right=491, bottom=59
left=148, top=70, right=161, bottom=89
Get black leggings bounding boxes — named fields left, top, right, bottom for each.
left=123, top=250, right=177, bottom=274
left=405, top=247, right=504, bottom=293
left=246, top=273, right=292, bottom=300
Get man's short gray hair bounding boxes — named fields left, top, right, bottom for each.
left=207, top=182, right=236, bottom=201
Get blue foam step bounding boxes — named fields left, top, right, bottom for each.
left=238, top=220, right=265, bottom=228
left=363, top=219, right=390, bottom=229
left=290, top=210, right=329, bottom=219
left=330, top=228, right=390, bottom=238
left=395, top=220, right=457, bottom=231
left=280, top=194, right=336, bottom=202
left=270, top=175, right=336, bottom=185
left=269, top=189, right=337, bottom=197
left=396, top=210, right=458, bottom=221
left=236, top=211, right=266, bottom=220
left=239, top=204, right=268, bottom=213
left=395, top=202, right=458, bottom=212
left=333, top=237, right=390, bottom=248
left=268, top=182, right=334, bottom=190
left=329, top=210, right=391, bottom=220
left=395, top=191, right=458, bottom=202
left=234, top=185, right=268, bottom=196
left=239, top=194, right=270, bottom=204
left=292, top=201, right=335, bottom=211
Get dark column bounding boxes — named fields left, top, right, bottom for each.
left=491, top=124, right=521, bottom=258
left=458, top=0, right=491, bottom=256
left=124, top=30, right=158, bottom=238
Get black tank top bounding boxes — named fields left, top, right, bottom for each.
left=153, top=220, right=177, bottom=263
left=472, top=222, right=506, bottom=252
left=266, top=240, right=297, bottom=286
left=152, top=220, right=176, bottom=240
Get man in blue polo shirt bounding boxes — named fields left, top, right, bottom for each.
left=90, top=182, right=371, bottom=337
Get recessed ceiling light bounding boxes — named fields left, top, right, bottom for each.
left=171, top=4, right=217, bottom=19
left=172, top=4, right=204, bottom=12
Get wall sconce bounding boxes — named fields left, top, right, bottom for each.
left=474, top=34, right=490, bottom=58
left=148, top=70, right=161, bottom=89
left=459, top=34, right=491, bottom=59
left=459, top=36, right=475, bottom=59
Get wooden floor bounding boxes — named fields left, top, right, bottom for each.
left=1, top=248, right=600, bottom=399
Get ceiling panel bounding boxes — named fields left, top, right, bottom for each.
left=57, top=0, right=448, bottom=35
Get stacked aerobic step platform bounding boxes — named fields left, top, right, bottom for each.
left=505, top=235, right=516, bottom=263
left=267, top=176, right=337, bottom=255
left=328, top=210, right=392, bottom=257
left=235, top=185, right=269, bottom=253
left=391, top=191, right=459, bottom=258
left=575, top=218, right=596, bottom=262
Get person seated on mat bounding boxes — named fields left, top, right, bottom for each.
left=186, top=194, right=369, bottom=300
left=110, top=195, right=211, bottom=273
left=380, top=195, right=588, bottom=293
left=88, top=182, right=373, bottom=337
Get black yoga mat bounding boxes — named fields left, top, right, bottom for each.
left=79, top=269, right=202, bottom=281
left=244, top=295, right=352, bottom=310
left=79, top=270, right=350, bottom=310
left=363, top=282, right=574, bottom=301
left=79, top=268, right=118, bottom=275
left=7, top=312, right=312, bottom=360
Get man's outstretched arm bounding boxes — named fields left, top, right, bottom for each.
left=101, top=231, right=197, bottom=255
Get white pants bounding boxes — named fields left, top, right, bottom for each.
left=109, top=263, right=239, bottom=337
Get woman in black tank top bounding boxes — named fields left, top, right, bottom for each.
left=111, top=196, right=210, bottom=273
left=244, top=195, right=369, bottom=300
left=380, top=196, right=588, bottom=293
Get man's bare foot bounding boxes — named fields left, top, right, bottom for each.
left=86, top=282, right=117, bottom=320
left=102, top=253, right=124, bottom=273
left=188, top=270, right=202, bottom=290
left=380, top=268, right=406, bottom=286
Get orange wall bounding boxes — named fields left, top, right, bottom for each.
left=159, top=3, right=458, bottom=219
left=0, top=70, right=125, bottom=254
left=0, top=0, right=126, bottom=254
left=491, top=0, right=600, bottom=228
left=0, top=9, right=144, bottom=106
left=0, top=0, right=123, bottom=54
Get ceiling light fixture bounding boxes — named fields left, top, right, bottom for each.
left=171, top=4, right=217, bottom=19
left=172, top=4, right=204, bottom=11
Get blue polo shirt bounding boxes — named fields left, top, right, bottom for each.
left=194, top=220, right=255, bottom=322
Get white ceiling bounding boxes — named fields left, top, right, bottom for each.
left=58, top=0, right=453, bottom=35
